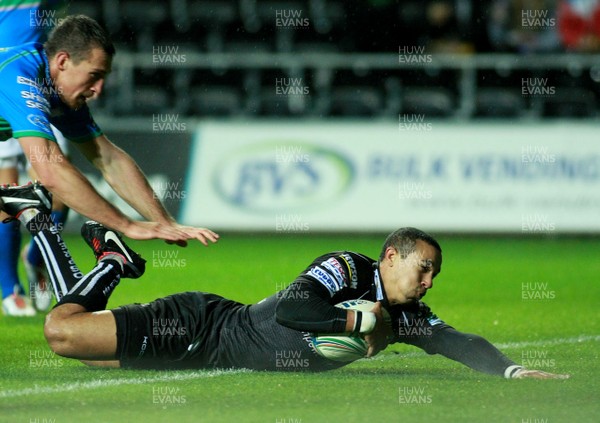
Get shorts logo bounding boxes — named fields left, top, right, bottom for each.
left=307, top=267, right=341, bottom=296
left=139, top=336, right=149, bottom=357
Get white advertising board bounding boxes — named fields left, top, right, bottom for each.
left=181, top=121, right=600, bottom=233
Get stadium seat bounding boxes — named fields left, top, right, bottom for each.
left=258, top=83, right=311, bottom=116
left=223, top=40, right=272, bottom=53
left=126, top=67, right=175, bottom=115
left=100, top=0, right=121, bottom=32
left=238, top=0, right=260, bottom=32
left=131, top=86, right=172, bottom=115
left=188, top=0, right=237, bottom=26
left=255, top=1, right=308, bottom=23
left=257, top=68, right=312, bottom=117
left=191, top=86, right=242, bottom=116
left=401, top=87, right=455, bottom=117
left=542, top=88, right=597, bottom=118
left=188, top=67, right=251, bottom=116
left=67, top=0, right=103, bottom=22
left=292, top=1, right=349, bottom=50
left=170, top=69, right=193, bottom=114
left=381, top=77, right=402, bottom=117
left=329, top=86, right=383, bottom=116
left=255, top=1, right=308, bottom=51
left=294, top=42, right=341, bottom=53
left=118, top=1, right=171, bottom=50
left=475, top=88, right=525, bottom=118
left=309, top=0, right=345, bottom=35
left=170, top=0, right=188, bottom=30
left=76, top=2, right=596, bottom=122
left=187, top=0, right=239, bottom=52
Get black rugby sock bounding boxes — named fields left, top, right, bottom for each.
left=57, top=260, right=122, bottom=312
left=18, top=209, right=83, bottom=301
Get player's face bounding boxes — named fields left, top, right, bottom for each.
left=381, top=240, right=442, bottom=306
left=54, top=47, right=111, bottom=110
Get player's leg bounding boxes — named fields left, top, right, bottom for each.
left=0, top=183, right=145, bottom=361
left=23, top=127, right=70, bottom=311
left=0, top=142, right=35, bottom=316
left=0, top=182, right=84, bottom=301
left=43, top=220, right=146, bottom=360
left=44, top=304, right=119, bottom=359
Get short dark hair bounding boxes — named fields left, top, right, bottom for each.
left=44, top=15, right=115, bottom=63
left=379, top=227, right=442, bottom=261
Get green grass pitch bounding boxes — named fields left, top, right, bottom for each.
left=0, top=233, right=598, bottom=423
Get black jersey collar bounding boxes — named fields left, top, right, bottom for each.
left=373, top=262, right=391, bottom=309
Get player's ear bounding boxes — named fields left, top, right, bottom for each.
left=54, top=51, right=71, bottom=70
left=384, top=246, right=397, bottom=265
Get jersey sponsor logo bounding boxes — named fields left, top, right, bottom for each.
left=27, top=114, right=51, bottom=132
left=17, top=76, right=42, bottom=90
left=307, top=266, right=341, bottom=296
left=321, top=257, right=347, bottom=288
left=339, top=253, right=358, bottom=289
left=21, top=90, right=49, bottom=105
left=25, top=99, right=49, bottom=114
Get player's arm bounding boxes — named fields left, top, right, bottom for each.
left=275, top=279, right=389, bottom=357
left=18, top=136, right=130, bottom=230
left=275, top=277, right=350, bottom=333
left=276, top=253, right=384, bottom=336
left=404, top=322, right=569, bottom=379
left=17, top=136, right=188, bottom=243
left=75, top=134, right=218, bottom=246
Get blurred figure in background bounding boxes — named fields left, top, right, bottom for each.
left=397, top=0, right=475, bottom=53
left=350, top=0, right=474, bottom=53
left=486, top=0, right=561, bottom=53
left=423, top=0, right=475, bottom=53
left=0, top=0, right=68, bottom=316
left=557, top=0, right=600, bottom=51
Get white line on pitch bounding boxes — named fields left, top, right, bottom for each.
left=495, top=334, right=600, bottom=350
left=365, top=334, right=600, bottom=361
left=1, top=335, right=597, bottom=398
left=0, top=368, right=251, bottom=399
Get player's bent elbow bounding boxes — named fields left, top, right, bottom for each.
left=274, top=300, right=293, bottom=326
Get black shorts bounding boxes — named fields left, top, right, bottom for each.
left=111, top=291, right=243, bottom=370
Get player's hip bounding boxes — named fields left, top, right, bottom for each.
left=111, top=291, right=244, bottom=370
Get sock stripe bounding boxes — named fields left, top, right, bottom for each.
left=80, top=264, right=114, bottom=297
left=34, top=232, right=68, bottom=299
left=68, top=262, right=114, bottom=297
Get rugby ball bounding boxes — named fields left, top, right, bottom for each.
left=312, top=299, right=389, bottom=362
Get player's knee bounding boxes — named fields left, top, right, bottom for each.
left=44, top=312, right=73, bottom=357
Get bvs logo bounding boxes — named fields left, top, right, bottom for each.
left=212, top=142, right=354, bottom=212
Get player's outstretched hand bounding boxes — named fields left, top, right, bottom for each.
left=165, top=224, right=220, bottom=247
left=364, top=302, right=393, bottom=358
left=122, top=221, right=219, bottom=247
left=513, top=369, right=570, bottom=379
